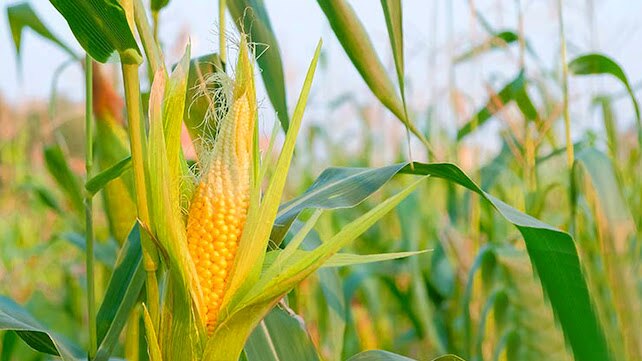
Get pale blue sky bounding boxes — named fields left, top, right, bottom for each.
left=1, top=0, right=641, bottom=151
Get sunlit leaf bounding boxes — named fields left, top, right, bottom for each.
left=49, top=0, right=142, bottom=63
left=317, top=0, right=427, bottom=145
left=6, top=2, right=75, bottom=63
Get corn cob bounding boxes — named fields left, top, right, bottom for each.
left=186, top=40, right=255, bottom=333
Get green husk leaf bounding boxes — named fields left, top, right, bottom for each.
left=151, top=0, right=170, bottom=11
left=322, top=250, right=430, bottom=268
left=228, top=0, right=290, bottom=131
left=221, top=39, right=322, bottom=312
left=163, top=43, right=192, bottom=201
left=142, top=304, right=163, bottom=361
left=206, top=176, right=420, bottom=361
left=147, top=68, right=204, bottom=361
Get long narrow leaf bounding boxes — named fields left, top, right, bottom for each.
left=94, top=225, right=145, bottom=361
left=0, top=297, right=81, bottom=361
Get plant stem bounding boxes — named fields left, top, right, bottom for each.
left=134, top=0, right=164, bottom=75
left=84, top=54, right=97, bottom=360
left=121, top=62, right=161, bottom=330
left=558, top=0, right=573, bottom=167
left=219, top=0, right=227, bottom=66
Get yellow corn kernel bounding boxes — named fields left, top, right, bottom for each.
left=186, top=90, right=253, bottom=333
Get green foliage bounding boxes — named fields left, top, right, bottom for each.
left=49, top=0, right=142, bottom=63
left=6, top=2, right=75, bottom=62
left=0, top=297, right=82, bottom=360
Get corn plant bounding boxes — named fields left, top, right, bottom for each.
left=1, top=1, right=641, bottom=361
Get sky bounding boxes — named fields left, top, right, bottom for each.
left=1, top=0, right=642, bottom=155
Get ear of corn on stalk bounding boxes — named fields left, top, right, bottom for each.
left=186, top=35, right=256, bottom=332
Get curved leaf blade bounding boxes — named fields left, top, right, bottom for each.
left=49, top=0, right=142, bottom=64
left=94, top=225, right=145, bottom=361
left=317, top=0, right=426, bottom=145
left=569, top=53, right=641, bottom=142
left=0, top=297, right=81, bottom=361
left=6, top=2, right=76, bottom=62
left=275, top=161, right=612, bottom=361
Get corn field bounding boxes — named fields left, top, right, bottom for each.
left=0, top=1, right=641, bottom=360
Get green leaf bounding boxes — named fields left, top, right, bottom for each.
left=94, top=225, right=146, bottom=361
left=347, top=350, right=415, bottom=361
left=85, top=156, right=132, bottom=195
left=6, top=2, right=76, bottom=63
left=432, top=356, right=466, bottom=361
left=49, top=0, right=142, bottom=64
left=43, top=144, right=84, bottom=215
left=380, top=0, right=407, bottom=116
left=251, top=177, right=424, bottom=311
left=272, top=164, right=407, bottom=244
left=147, top=65, right=204, bottom=361
left=228, top=0, right=290, bottom=131
left=454, top=30, right=518, bottom=63
left=322, top=250, right=430, bottom=268
left=163, top=43, right=191, bottom=196
left=569, top=53, right=641, bottom=141
left=0, top=297, right=81, bottom=361
left=317, top=0, right=427, bottom=146
left=151, top=0, right=170, bottom=11
left=244, top=307, right=320, bottom=361
left=274, top=162, right=611, bottom=361
left=457, top=71, right=537, bottom=140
